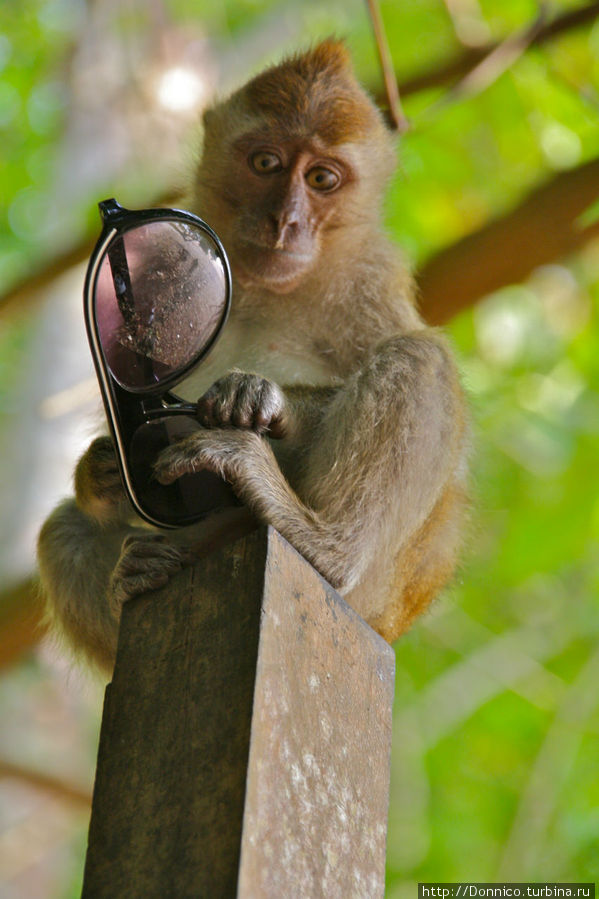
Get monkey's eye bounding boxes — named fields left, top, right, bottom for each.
left=306, top=166, right=340, bottom=192
left=250, top=151, right=283, bottom=174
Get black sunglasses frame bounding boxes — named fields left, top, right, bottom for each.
left=84, top=198, right=233, bottom=528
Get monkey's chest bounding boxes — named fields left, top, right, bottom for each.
left=176, top=318, right=336, bottom=399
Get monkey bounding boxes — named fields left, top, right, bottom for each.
left=37, top=40, right=468, bottom=675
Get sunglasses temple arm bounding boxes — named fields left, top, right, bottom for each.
left=108, top=237, right=155, bottom=383
left=107, top=238, right=136, bottom=327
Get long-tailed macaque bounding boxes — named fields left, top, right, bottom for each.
left=37, top=40, right=468, bottom=674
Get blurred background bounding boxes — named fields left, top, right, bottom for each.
left=1, top=0, right=599, bottom=895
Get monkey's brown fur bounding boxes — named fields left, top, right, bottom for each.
left=37, top=40, right=468, bottom=673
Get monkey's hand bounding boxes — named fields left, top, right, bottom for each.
left=154, top=428, right=259, bottom=487
left=196, top=371, right=288, bottom=439
left=108, top=533, right=191, bottom=619
left=74, top=436, right=130, bottom=525
left=154, top=429, right=349, bottom=591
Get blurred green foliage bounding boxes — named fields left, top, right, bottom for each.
left=387, top=250, right=599, bottom=888
left=1, top=0, right=599, bottom=893
left=0, top=0, right=79, bottom=289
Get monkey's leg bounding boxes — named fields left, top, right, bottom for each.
left=38, top=434, right=189, bottom=672
left=155, top=332, right=467, bottom=596
left=38, top=501, right=189, bottom=672
left=38, top=500, right=132, bottom=671
left=367, top=476, right=468, bottom=642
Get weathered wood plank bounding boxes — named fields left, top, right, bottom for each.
left=82, top=528, right=267, bottom=898
left=81, top=526, right=395, bottom=898
left=238, top=529, right=395, bottom=899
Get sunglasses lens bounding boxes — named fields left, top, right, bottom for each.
left=94, top=220, right=227, bottom=389
left=128, top=416, right=238, bottom=524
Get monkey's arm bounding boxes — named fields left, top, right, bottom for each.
left=155, top=331, right=467, bottom=596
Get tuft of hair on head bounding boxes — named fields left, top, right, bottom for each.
left=234, top=38, right=386, bottom=145
left=281, top=37, right=354, bottom=82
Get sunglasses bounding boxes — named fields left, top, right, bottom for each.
left=84, top=198, right=237, bottom=528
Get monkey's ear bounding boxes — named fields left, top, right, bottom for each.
left=202, top=107, right=216, bottom=129
left=201, top=106, right=224, bottom=145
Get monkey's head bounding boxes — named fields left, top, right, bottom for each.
left=195, top=40, right=397, bottom=294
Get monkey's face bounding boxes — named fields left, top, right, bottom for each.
left=204, top=134, right=359, bottom=294
left=197, top=41, right=398, bottom=295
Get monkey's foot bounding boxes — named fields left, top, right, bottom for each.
left=108, top=534, right=191, bottom=618
left=197, top=371, right=287, bottom=438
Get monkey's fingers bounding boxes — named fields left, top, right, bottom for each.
left=196, top=372, right=287, bottom=437
left=153, top=429, right=257, bottom=486
left=154, top=433, right=226, bottom=485
left=108, top=536, right=188, bottom=617
left=265, top=414, right=286, bottom=439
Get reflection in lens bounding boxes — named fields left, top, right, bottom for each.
left=94, top=220, right=227, bottom=390
left=128, top=416, right=238, bottom=524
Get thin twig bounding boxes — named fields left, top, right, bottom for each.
left=418, top=4, right=549, bottom=122
left=364, top=0, right=409, bottom=132
left=394, top=1, right=599, bottom=99
left=451, top=3, right=548, bottom=98
left=441, top=0, right=490, bottom=48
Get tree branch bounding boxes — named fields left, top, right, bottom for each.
left=2, top=4, right=599, bottom=319
left=393, top=1, right=599, bottom=99
left=418, top=157, right=599, bottom=325
left=0, top=579, right=45, bottom=670
left=0, top=757, right=92, bottom=808
left=0, top=188, right=184, bottom=320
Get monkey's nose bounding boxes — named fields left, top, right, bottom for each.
left=271, top=205, right=301, bottom=249
left=274, top=220, right=296, bottom=249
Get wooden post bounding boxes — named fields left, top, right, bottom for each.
left=81, top=527, right=395, bottom=898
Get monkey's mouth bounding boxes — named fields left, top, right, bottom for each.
left=232, top=240, right=314, bottom=291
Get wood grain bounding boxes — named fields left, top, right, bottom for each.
left=82, top=527, right=395, bottom=898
